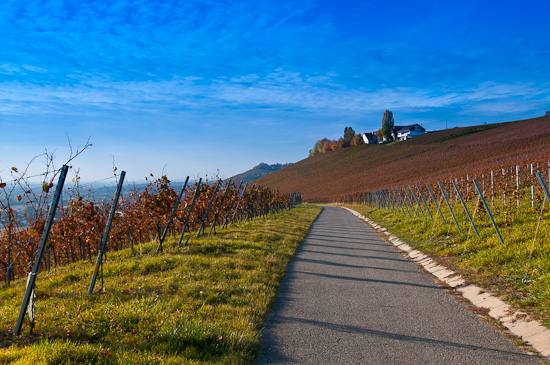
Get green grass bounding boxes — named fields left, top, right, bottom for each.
left=344, top=200, right=550, bottom=328
left=0, top=205, right=322, bottom=364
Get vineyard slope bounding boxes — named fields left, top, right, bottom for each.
left=256, top=115, right=550, bottom=200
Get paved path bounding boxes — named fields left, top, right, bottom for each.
left=256, top=206, right=541, bottom=364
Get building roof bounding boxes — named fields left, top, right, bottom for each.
left=393, top=124, right=425, bottom=133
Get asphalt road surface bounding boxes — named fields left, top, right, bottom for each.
left=255, top=206, right=542, bottom=364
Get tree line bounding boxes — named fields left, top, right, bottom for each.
left=309, top=127, right=363, bottom=157
left=309, top=109, right=397, bottom=157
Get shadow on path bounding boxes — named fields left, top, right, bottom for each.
left=272, top=315, right=534, bottom=359
left=293, top=257, right=421, bottom=274
left=296, top=270, right=440, bottom=289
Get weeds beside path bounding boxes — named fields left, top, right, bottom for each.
left=343, top=203, right=550, bottom=330
left=0, top=205, right=322, bottom=364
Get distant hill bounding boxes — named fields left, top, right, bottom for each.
left=232, top=162, right=293, bottom=183
left=256, top=115, right=550, bottom=201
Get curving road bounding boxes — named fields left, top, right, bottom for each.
left=256, top=206, right=542, bottom=364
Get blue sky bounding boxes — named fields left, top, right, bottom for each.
left=1, top=0, right=549, bottom=183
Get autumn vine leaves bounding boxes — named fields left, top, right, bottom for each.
left=0, top=167, right=297, bottom=284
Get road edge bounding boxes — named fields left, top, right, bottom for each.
left=343, top=206, right=550, bottom=362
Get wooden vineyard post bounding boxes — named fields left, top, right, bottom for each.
left=382, top=189, right=396, bottom=213
left=372, top=191, right=379, bottom=208
left=196, top=179, right=222, bottom=237
left=537, top=171, right=550, bottom=207
left=240, top=185, right=257, bottom=223
left=516, top=165, right=520, bottom=207
left=473, top=179, right=504, bottom=245
left=396, top=187, right=412, bottom=218
left=243, top=186, right=255, bottom=220
left=383, top=190, right=390, bottom=211
left=377, top=190, right=386, bottom=209
left=438, top=181, right=462, bottom=234
left=390, top=187, right=404, bottom=215
left=381, top=190, right=389, bottom=210
left=209, top=179, right=232, bottom=235
left=389, top=188, right=398, bottom=215
left=416, top=184, right=433, bottom=221
left=426, top=183, right=446, bottom=224
left=389, top=188, right=400, bottom=213
left=390, top=187, right=404, bottom=214
left=88, top=171, right=126, bottom=295
left=228, top=183, right=248, bottom=227
left=222, top=181, right=245, bottom=229
left=491, top=170, right=494, bottom=207
left=403, top=186, right=419, bottom=218
left=380, top=190, right=386, bottom=209
left=408, top=185, right=425, bottom=220
left=178, top=178, right=202, bottom=247
left=452, top=180, right=479, bottom=237
left=156, top=176, right=189, bottom=254
left=502, top=168, right=506, bottom=206
left=251, top=187, right=264, bottom=220
left=409, top=185, right=426, bottom=220
left=14, top=165, right=69, bottom=336
left=389, top=187, right=401, bottom=214
left=531, top=164, right=534, bottom=208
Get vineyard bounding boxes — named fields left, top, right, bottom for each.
left=256, top=116, right=550, bottom=321
left=0, top=164, right=300, bottom=287
left=257, top=115, right=550, bottom=200
left=338, top=158, right=550, bottom=325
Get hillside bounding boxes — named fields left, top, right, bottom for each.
left=231, top=162, right=292, bottom=183
left=256, top=115, right=550, bottom=200
left=0, top=206, right=321, bottom=363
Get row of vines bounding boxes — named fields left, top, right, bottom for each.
left=0, top=165, right=301, bottom=285
left=322, top=155, right=550, bottom=286
left=326, top=155, right=550, bottom=232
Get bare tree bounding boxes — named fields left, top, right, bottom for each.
left=0, top=137, right=92, bottom=283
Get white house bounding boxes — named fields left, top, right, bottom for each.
left=361, top=123, right=426, bottom=144
left=393, top=124, right=426, bottom=141
left=361, top=132, right=378, bottom=144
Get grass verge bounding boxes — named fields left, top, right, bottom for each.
left=343, top=203, right=550, bottom=329
left=0, top=204, right=322, bottom=364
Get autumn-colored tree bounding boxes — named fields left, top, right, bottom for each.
left=380, top=110, right=395, bottom=142
left=309, top=126, right=359, bottom=156
left=322, top=140, right=333, bottom=153
left=309, top=138, right=329, bottom=157
left=343, top=127, right=355, bottom=146
left=351, top=134, right=363, bottom=146
left=332, top=138, right=345, bottom=151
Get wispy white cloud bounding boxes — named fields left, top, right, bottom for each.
left=1, top=72, right=548, bottom=119
left=1, top=0, right=550, bottom=180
